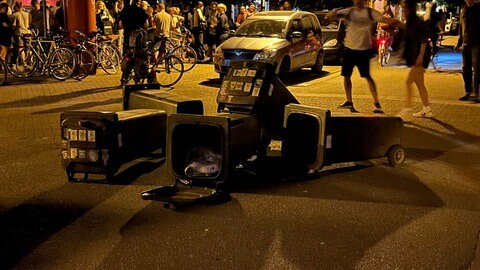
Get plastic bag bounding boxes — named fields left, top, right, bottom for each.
left=184, top=147, right=222, bottom=177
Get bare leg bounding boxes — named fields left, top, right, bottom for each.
left=365, top=75, right=380, bottom=104
left=343, top=76, right=353, bottom=102
left=405, top=67, right=415, bottom=108
left=413, top=66, right=429, bottom=107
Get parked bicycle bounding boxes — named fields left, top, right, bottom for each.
left=74, top=29, right=122, bottom=76
left=5, top=30, right=76, bottom=80
left=169, top=26, right=198, bottom=72
left=122, top=30, right=184, bottom=87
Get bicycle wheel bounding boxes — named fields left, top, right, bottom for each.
left=172, top=45, right=197, bottom=72
left=0, top=59, right=6, bottom=86
left=155, top=55, right=184, bottom=87
left=9, top=47, right=38, bottom=78
left=99, top=46, right=121, bottom=75
left=50, top=47, right=76, bottom=80
left=74, top=48, right=95, bottom=80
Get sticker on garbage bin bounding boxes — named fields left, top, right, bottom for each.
left=87, top=130, right=96, bottom=142
left=78, top=149, right=86, bottom=159
left=78, top=130, right=87, bottom=141
left=70, top=148, right=78, bottom=159
left=69, top=129, right=78, bottom=141
left=326, top=135, right=332, bottom=149
left=252, top=87, right=260, bottom=97
left=244, top=82, right=252, bottom=92
left=247, top=69, right=256, bottom=77
left=61, top=150, right=68, bottom=159
left=241, top=68, right=248, bottom=77
left=254, top=79, right=263, bottom=87
left=235, top=82, right=244, bottom=91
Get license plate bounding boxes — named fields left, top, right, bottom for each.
left=224, top=59, right=230, bottom=66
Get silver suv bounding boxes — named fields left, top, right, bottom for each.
left=213, top=11, right=324, bottom=80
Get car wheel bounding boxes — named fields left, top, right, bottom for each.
left=278, top=57, right=290, bottom=82
left=311, top=51, right=324, bottom=73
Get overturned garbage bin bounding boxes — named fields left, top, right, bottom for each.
left=123, top=83, right=204, bottom=115
left=282, top=104, right=406, bottom=174
left=141, top=60, right=298, bottom=207
left=61, top=109, right=167, bottom=182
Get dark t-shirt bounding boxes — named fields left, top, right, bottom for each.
left=119, top=4, right=148, bottom=34
left=404, top=16, right=430, bottom=68
left=458, top=3, right=480, bottom=47
left=0, top=13, right=12, bottom=46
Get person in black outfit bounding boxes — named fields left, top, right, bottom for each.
left=0, top=3, right=12, bottom=61
left=455, top=0, right=480, bottom=103
left=118, top=0, right=148, bottom=85
left=397, top=0, right=433, bottom=118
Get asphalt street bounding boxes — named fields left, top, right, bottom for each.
left=1, top=48, right=479, bottom=270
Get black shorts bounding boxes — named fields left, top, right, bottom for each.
left=341, top=48, right=372, bottom=78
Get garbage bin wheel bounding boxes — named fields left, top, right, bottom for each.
left=387, top=144, right=406, bottom=167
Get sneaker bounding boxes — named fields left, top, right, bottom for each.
left=373, top=102, right=384, bottom=114
left=337, top=101, right=353, bottom=109
left=473, top=97, right=480, bottom=103
left=412, top=108, right=433, bottom=118
left=373, top=107, right=384, bottom=114
left=459, top=94, right=471, bottom=101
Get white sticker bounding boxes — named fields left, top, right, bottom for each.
left=247, top=69, right=256, bottom=77
left=252, top=87, right=261, bottom=97
left=61, top=150, right=69, bottom=159
left=78, top=130, right=87, bottom=141
left=233, top=69, right=242, bottom=76
left=70, top=148, right=78, bottom=159
left=87, top=130, right=96, bottom=142
left=235, top=82, right=244, bottom=91
left=244, top=82, right=252, bottom=92
left=254, top=79, right=263, bottom=87
left=241, top=68, right=248, bottom=77
left=230, top=81, right=236, bottom=90
left=326, top=135, right=332, bottom=149
left=69, top=129, right=78, bottom=141
left=78, top=149, right=86, bottom=159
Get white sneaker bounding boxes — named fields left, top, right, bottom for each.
left=412, top=108, right=433, bottom=118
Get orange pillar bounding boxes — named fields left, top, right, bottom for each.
left=64, top=0, right=96, bottom=35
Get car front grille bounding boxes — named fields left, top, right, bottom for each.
left=223, top=50, right=258, bottom=61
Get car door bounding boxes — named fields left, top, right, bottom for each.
left=289, top=18, right=306, bottom=69
left=301, top=15, right=322, bottom=67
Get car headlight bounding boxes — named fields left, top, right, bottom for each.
left=214, top=46, right=223, bottom=63
left=254, top=49, right=278, bottom=60
left=324, top=39, right=338, bottom=47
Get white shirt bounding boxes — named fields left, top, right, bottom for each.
left=338, top=7, right=383, bottom=50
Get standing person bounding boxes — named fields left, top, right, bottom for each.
left=397, top=0, right=433, bottom=118
left=11, top=2, right=31, bottom=66
left=326, top=0, right=399, bottom=113
left=235, top=6, right=246, bottom=27
left=205, top=2, right=218, bottom=63
left=0, top=0, right=12, bottom=17
left=111, top=0, right=124, bottom=54
left=192, top=1, right=206, bottom=58
left=54, top=0, right=64, bottom=29
left=246, top=3, right=256, bottom=18
left=455, top=0, right=480, bottom=103
left=281, top=1, right=292, bottom=10
left=153, top=3, right=171, bottom=37
left=215, top=3, right=229, bottom=46
left=95, top=1, right=113, bottom=35
left=0, top=2, right=12, bottom=61
left=118, top=0, right=148, bottom=85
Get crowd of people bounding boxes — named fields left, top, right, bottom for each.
left=327, top=0, right=479, bottom=120
left=0, top=0, right=64, bottom=63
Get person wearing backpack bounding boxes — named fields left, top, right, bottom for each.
left=326, top=0, right=399, bottom=113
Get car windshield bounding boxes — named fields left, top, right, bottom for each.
left=235, top=19, right=288, bottom=38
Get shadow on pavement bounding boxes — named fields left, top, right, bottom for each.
left=0, top=86, right=120, bottom=109
left=31, top=98, right=123, bottom=114
left=0, top=183, right=124, bottom=269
